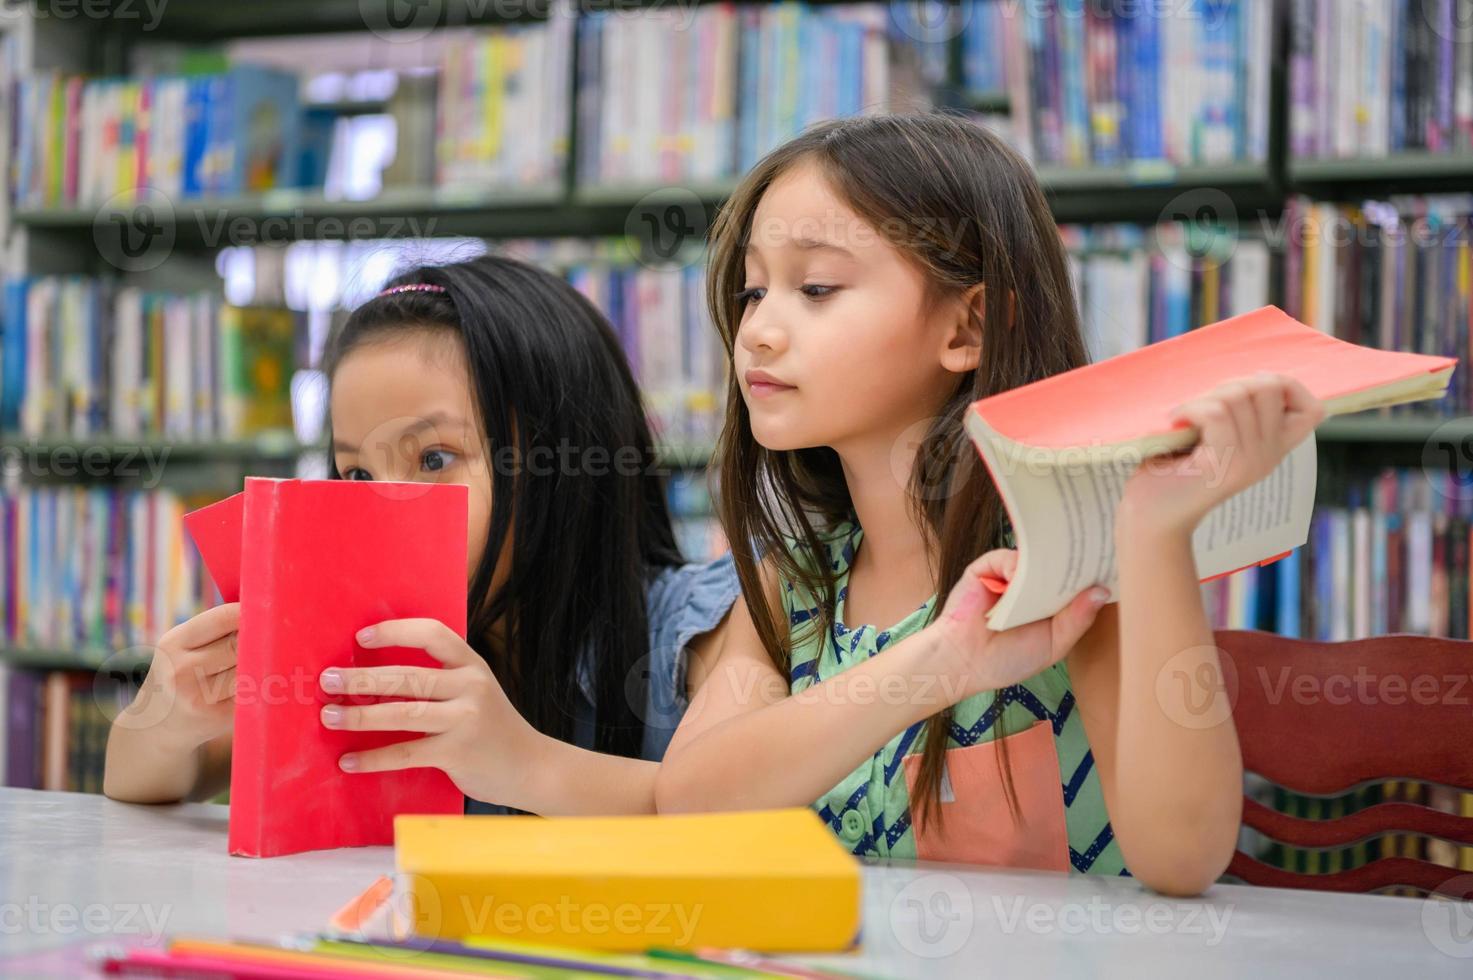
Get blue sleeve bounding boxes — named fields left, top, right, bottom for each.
left=639, top=552, right=742, bottom=761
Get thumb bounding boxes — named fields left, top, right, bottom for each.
left=1048, top=586, right=1111, bottom=657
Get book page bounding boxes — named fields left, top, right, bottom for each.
left=985, top=433, right=1317, bottom=630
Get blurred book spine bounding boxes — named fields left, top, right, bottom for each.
left=994, top=0, right=1271, bottom=166
left=0, top=486, right=220, bottom=652
left=1291, top=0, right=1473, bottom=159
left=0, top=277, right=299, bottom=440
left=1282, top=197, right=1472, bottom=416
left=0, top=663, right=140, bottom=793
left=13, top=66, right=303, bottom=209
left=577, top=2, right=903, bottom=186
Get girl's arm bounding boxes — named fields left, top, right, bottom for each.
left=104, top=728, right=233, bottom=804
left=655, top=563, right=1106, bottom=813
left=324, top=618, right=731, bottom=816
left=1069, top=373, right=1323, bottom=897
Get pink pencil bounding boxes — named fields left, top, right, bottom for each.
left=101, top=944, right=481, bottom=980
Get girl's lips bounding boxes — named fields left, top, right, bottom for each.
left=748, top=381, right=796, bottom=398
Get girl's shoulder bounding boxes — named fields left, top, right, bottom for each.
left=645, top=553, right=743, bottom=641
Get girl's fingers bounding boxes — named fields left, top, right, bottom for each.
left=323, top=699, right=450, bottom=734
left=320, top=665, right=455, bottom=700
left=356, top=619, right=476, bottom=668
left=199, top=666, right=236, bottom=705
left=964, top=548, right=1019, bottom=582
left=339, top=735, right=442, bottom=774
left=188, top=631, right=239, bottom=675
left=1217, top=382, right=1261, bottom=450
left=1279, top=375, right=1325, bottom=442
left=166, top=602, right=241, bottom=650
left=1173, top=398, right=1235, bottom=470
left=1245, top=374, right=1285, bottom=442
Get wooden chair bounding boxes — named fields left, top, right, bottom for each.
left=1216, top=629, right=1473, bottom=896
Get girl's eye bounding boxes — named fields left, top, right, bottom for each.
left=343, top=467, right=372, bottom=481
left=800, top=284, right=838, bottom=300
left=734, top=286, right=766, bottom=306
left=421, top=449, right=457, bottom=473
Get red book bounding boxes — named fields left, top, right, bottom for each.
left=184, top=478, right=467, bottom=858
left=964, top=307, right=1456, bottom=629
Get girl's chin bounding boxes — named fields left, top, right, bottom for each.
left=750, top=426, right=824, bottom=454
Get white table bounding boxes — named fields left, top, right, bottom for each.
left=0, top=787, right=1465, bottom=978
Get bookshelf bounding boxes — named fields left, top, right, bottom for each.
left=0, top=432, right=312, bottom=461
left=0, top=646, right=151, bottom=672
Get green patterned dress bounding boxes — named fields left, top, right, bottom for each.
left=780, top=520, right=1127, bottom=875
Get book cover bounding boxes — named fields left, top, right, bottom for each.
left=184, top=478, right=468, bottom=857
left=394, top=808, right=860, bottom=951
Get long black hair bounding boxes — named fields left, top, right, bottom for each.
left=322, top=254, right=685, bottom=758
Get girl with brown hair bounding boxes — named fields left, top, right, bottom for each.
left=655, top=113, right=1322, bottom=896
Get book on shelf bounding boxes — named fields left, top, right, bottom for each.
left=381, top=73, right=438, bottom=190
left=1282, top=196, right=1473, bottom=417
left=576, top=3, right=908, bottom=187
left=997, top=0, right=1272, bottom=167
left=1204, top=465, right=1473, bottom=641
left=1062, top=222, right=1273, bottom=361
left=12, top=66, right=302, bottom=209
left=965, top=305, right=1456, bottom=630
left=0, top=277, right=300, bottom=440
left=1, top=664, right=137, bottom=793
left=0, top=487, right=220, bottom=654
left=436, top=20, right=573, bottom=191
left=1290, top=0, right=1473, bottom=160
left=960, top=0, right=1011, bottom=95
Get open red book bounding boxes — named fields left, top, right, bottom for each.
left=184, top=478, right=468, bottom=857
left=966, top=306, right=1456, bottom=630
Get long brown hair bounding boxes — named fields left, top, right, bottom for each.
left=706, top=113, right=1088, bottom=830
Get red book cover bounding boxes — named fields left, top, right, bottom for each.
left=184, top=477, right=467, bottom=857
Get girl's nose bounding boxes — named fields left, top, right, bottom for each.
left=739, top=303, right=788, bottom=354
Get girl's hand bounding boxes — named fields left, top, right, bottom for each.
left=925, top=550, right=1107, bottom=700
left=319, top=619, right=543, bottom=807
left=120, top=603, right=239, bottom=748
left=1121, top=373, right=1324, bottom=538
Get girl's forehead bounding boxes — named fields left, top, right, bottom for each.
left=748, top=168, right=889, bottom=263
left=330, top=341, right=480, bottom=443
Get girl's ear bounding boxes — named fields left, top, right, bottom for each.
left=939, top=283, right=985, bottom=375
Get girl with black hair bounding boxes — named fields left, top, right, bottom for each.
left=104, top=254, right=739, bottom=815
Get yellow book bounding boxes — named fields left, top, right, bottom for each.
left=1201, top=259, right=1219, bottom=326
left=1302, top=203, right=1319, bottom=330
left=394, top=808, right=860, bottom=952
